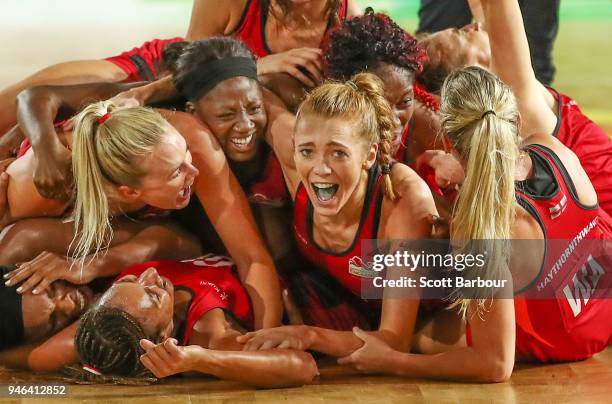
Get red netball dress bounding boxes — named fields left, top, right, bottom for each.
left=548, top=88, right=612, bottom=217
left=116, top=254, right=253, bottom=344
left=232, top=0, right=348, bottom=58
left=511, top=144, right=612, bottom=362
left=105, top=37, right=184, bottom=82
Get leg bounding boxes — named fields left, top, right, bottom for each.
left=417, top=0, right=472, bottom=34
left=519, top=0, right=560, bottom=85
left=0, top=60, right=127, bottom=136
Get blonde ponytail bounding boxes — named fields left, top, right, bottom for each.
left=296, top=72, right=399, bottom=200
left=70, top=101, right=169, bottom=270
left=439, top=67, right=520, bottom=315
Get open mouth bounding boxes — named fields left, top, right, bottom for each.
left=312, top=182, right=339, bottom=202
left=179, top=184, right=191, bottom=199
left=230, top=133, right=255, bottom=151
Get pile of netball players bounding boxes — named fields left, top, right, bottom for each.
left=0, top=0, right=610, bottom=387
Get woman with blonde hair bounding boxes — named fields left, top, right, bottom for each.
left=236, top=72, right=438, bottom=357
left=334, top=66, right=612, bottom=381
left=3, top=90, right=282, bottom=330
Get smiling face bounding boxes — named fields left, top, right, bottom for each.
left=100, top=267, right=175, bottom=340
left=123, top=126, right=199, bottom=210
left=21, top=281, right=94, bottom=342
left=371, top=64, right=414, bottom=154
left=191, top=77, right=267, bottom=163
left=294, top=114, right=378, bottom=216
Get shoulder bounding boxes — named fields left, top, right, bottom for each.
left=380, top=163, right=437, bottom=238
left=390, top=163, right=435, bottom=210
left=346, top=0, right=363, bottom=18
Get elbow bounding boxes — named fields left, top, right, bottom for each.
left=272, top=351, right=318, bottom=388
left=478, top=355, right=514, bottom=383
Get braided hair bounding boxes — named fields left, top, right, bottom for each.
left=65, top=307, right=157, bottom=384
left=297, top=72, right=397, bottom=200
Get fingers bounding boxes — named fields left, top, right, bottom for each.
left=282, top=289, right=304, bottom=325
left=236, top=332, right=255, bottom=343
left=352, top=327, right=370, bottom=342
left=286, top=66, right=316, bottom=87
left=140, top=355, right=164, bottom=378
left=140, top=339, right=156, bottom=350
left=337, top=353, right=355, bottom=366
left=0, top=158, right=15, bottom=173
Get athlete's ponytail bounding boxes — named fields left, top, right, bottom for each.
left=71, top=101, right=168, bottom=271
left=440, top=66, right=520, bottom=315
left=296, top=72, right=398, bottom=200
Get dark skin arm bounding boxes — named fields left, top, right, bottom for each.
left=140, top=309, right=318, bottom=388
left=0, top=322, right=78, bottom=371
left=0, top=125, right=25, bottom=159
left=4, top=219, right=202, bottom=294
left=15, top=82, right=143, bottom=200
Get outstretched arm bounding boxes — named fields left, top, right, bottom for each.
left=140, top=309, right=317, bottom=388
left=339, top=299, right=515, bottom=382
left=0, top=322, right=78, bottom=371
left=481, top=0, right=557, bottom=136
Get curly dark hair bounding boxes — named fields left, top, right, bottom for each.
left=323, top=7, right=425, bottom=80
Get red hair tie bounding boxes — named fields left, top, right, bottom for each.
left=98, top=111, right=112, bottom=124
left=82, top=364, right=102, bottom=376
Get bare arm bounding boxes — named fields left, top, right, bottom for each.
left=15, top=82, right=142, bottom=200
left=0, top=322, right=78, bottom=371
left=262, top=89, right=300, bottom=198
left=339, top=298, right=515, bottom=382
left=168, top=111, right=282, bottom=329
left=140, top=309, right=317, bottom=388
left=482, top=0, right=556, bottom=136
left=4, top=219, right=202, bottom=294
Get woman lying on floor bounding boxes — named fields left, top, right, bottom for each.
left=0, top=261, right=316, bottom=388
left=0, top=82, right=281, bottom=329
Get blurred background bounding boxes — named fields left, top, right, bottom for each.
left=1, top=0, right=610, bottom=130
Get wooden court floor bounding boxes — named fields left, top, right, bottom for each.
left=0, top=347, right=610, bottom=403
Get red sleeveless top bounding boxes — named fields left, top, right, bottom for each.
left=116, top=254, right=253, bottom=345
left=548, top=88, right=612, bottom=217
left=512, top=144, right=612, bottom=362
left=232, top=0, right=348, bottom=58
left=293, top=165, right=384, bottom=297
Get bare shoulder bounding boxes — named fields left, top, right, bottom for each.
left=346, top=0, right=363, bottom=17
left=390, top=163, right=436, bottom=211
left=379, top=163, right=437, bottom=239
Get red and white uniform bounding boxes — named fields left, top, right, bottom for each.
left=116, top=254, right=253, bottom=344
left=549, top=88, right=612, bottom=217
left=511, top=144, right=612, bottom=362
left=232, top=0, right=348, bottom=58
left=105, top=38, right=184, bottom=82
left=293, top=165, right=384, bottom=298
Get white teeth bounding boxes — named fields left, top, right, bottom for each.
left=231, top=134, right=253, bottom=146
left=313, top=183, right=336, bottom=189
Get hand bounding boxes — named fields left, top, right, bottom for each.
left=139, top=338, right=201, bottom=378
left=282, top=289, right=304, bottom=325
left=33, top=141, right=73, bottom=201
left=236, top=325, right=313, bottom=351
left=3, top=251, right=89, bottom=294
left=0, top=125, right=25, bottom=159
left=257, top=48, right=323, bottom=87
left=337, top=327, right=396, bottom=373
left=416, top=150, right=465, bottom=189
